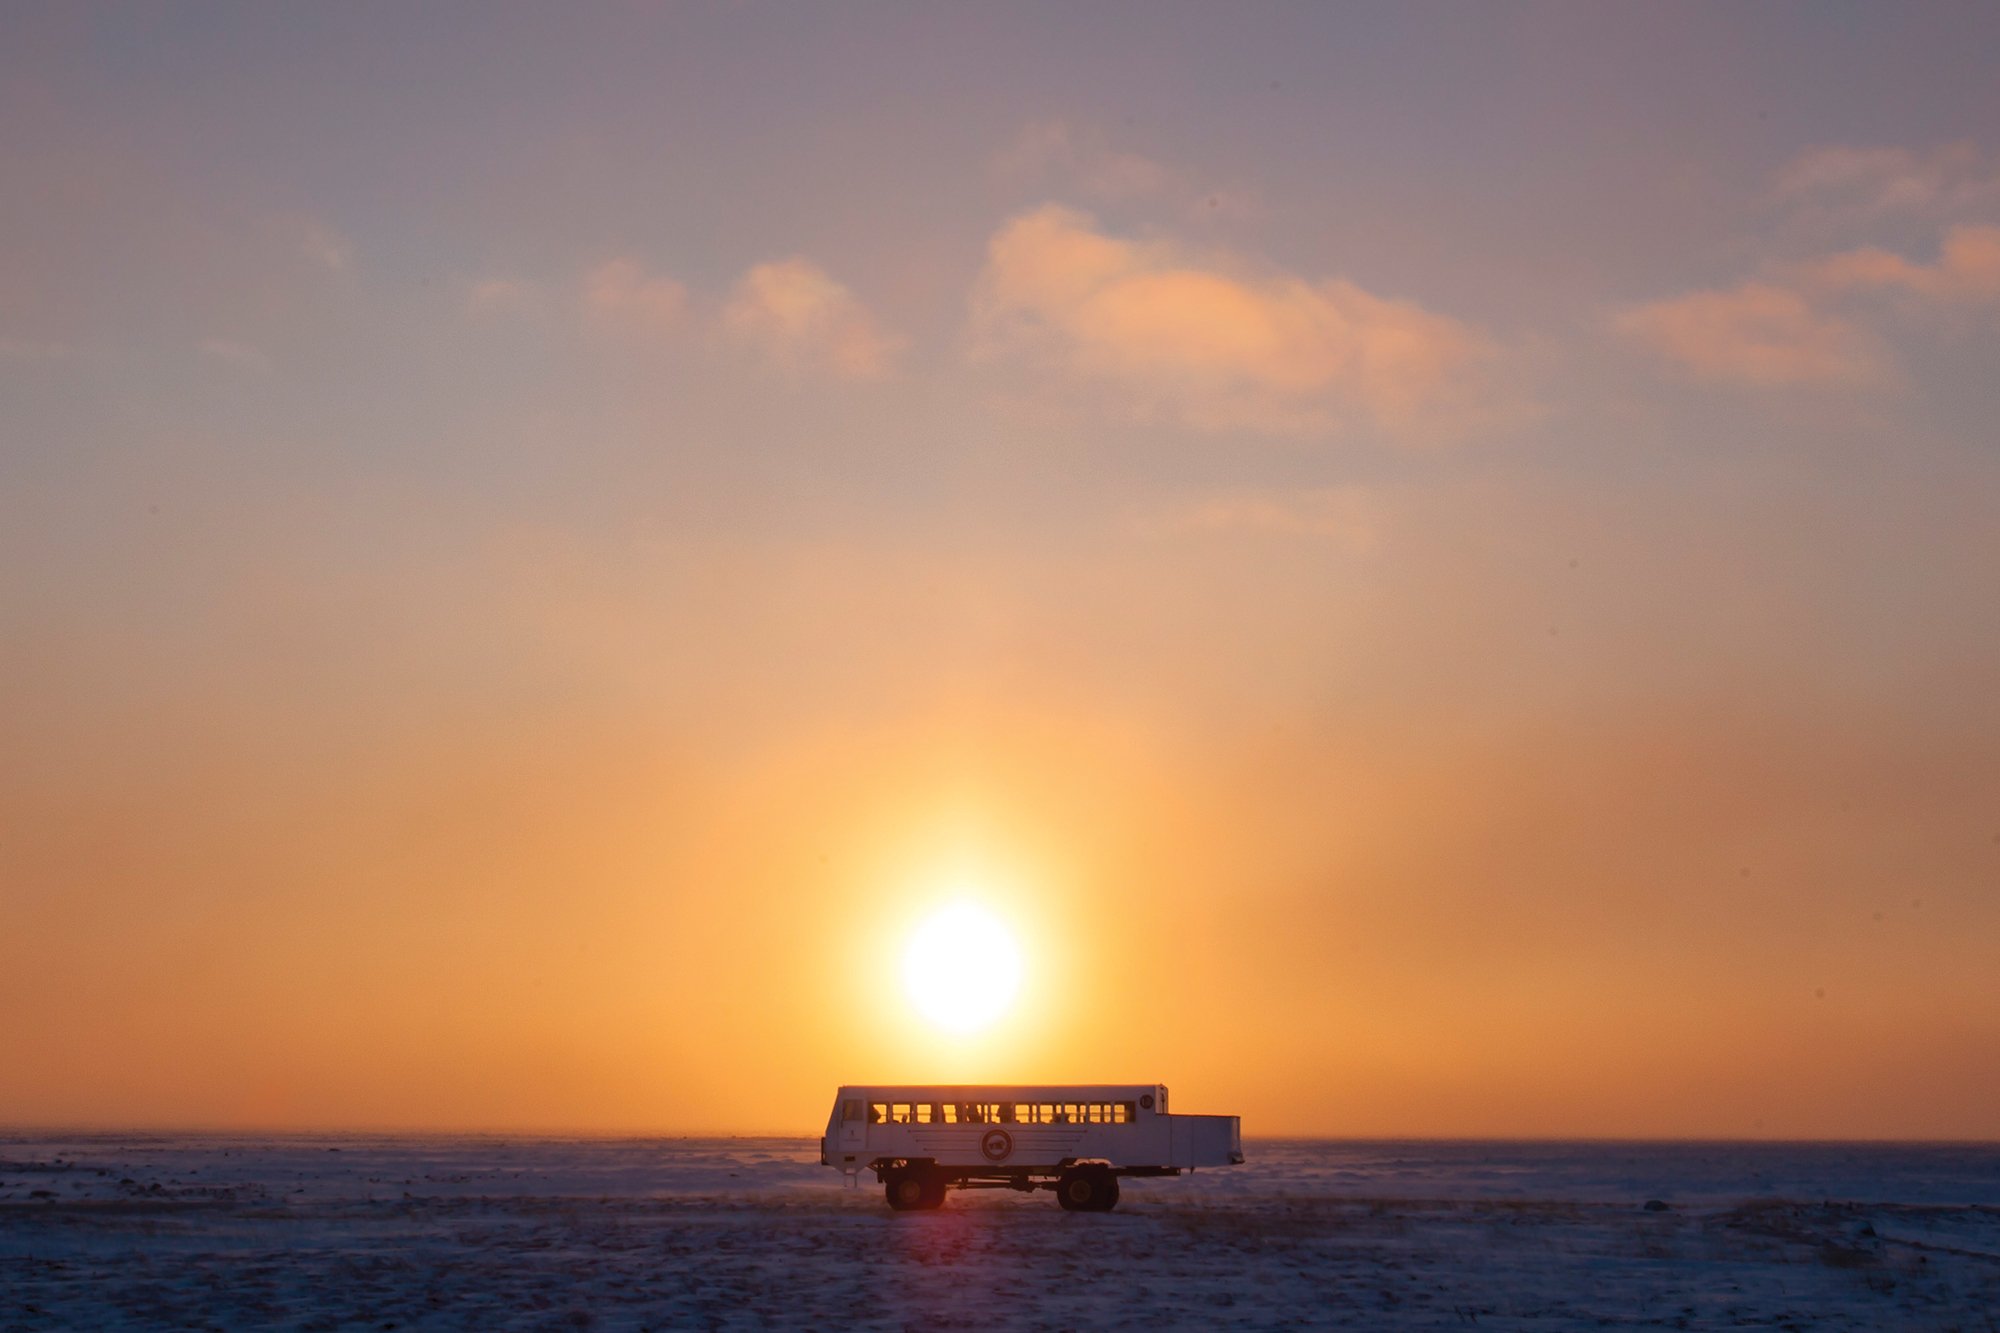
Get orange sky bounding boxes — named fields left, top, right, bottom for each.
left=3, top=4, right=1999, bottom=1138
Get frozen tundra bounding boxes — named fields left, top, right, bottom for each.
left=821, top=1084, right=1243, bottom=1211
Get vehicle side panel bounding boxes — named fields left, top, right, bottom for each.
left=821, top=1085, right=1240, bottom=1175
left=1167, top=1113, right=1243, bottom=1168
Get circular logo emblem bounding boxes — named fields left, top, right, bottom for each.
left=980, top=1128, right=1013, bottom=1162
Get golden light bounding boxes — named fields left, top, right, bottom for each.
left=901, top=901, right=1023, bottom=1034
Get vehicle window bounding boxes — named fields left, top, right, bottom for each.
left=870, top=1103, right=887, bottom=1123
left=842, top=1099, right=862, bottom=1122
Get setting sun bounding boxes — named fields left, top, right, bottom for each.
left=902, top=902, right=1023, bottom=1034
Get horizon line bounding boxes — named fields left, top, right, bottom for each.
left=5, top=1124, right=1997, bottom=1148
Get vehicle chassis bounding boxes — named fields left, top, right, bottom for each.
left=871, top=1157, right=1181, bottom=1212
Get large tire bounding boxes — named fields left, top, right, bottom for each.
left=885, top=1169, right=925, bottom=1211
left=1056, top=1168, right=1117, bottom=1212
left=885, top=1166, right=947, bottom=1211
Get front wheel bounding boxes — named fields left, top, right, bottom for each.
left=885, top=1167, right=947, bottom=1211
left=1055, top=1168, right=1119, bottom=1212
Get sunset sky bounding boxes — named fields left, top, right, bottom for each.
left=4, top=3, right=1999, bottom=1139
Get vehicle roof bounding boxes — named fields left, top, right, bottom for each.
left=833, top=1084, right=1163, bottom=1100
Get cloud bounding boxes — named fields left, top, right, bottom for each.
left=466, top=277, right=537, bottom=316
left=583, top=258, right=686, bottom=332
left=0, top=338, right=79, bottom=362
left=995, top=120, right=1259, bottom=224
left=197, top=337, right=270, bottom=371
left=298, top=222, right=352, bottom=272
left=1802, top=225, right=2000, bottom=304
left=722, top=258, right=901, bottom=380
left=1621, top=149, right=2000, bottom=392
left=1137, top=486, right=1381, bottom=551
left=1613, top=281, right=1889, bottom=388
left=1774, top=142, right=2000, bottom=219
left=969, top=204, right=1497, bottom=437
left=996, top=120, right=1175, bottom=201
left=261, top=216, right=352, bottom=272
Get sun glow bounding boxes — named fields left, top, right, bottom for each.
left=901, top=902, right=1023, bottom=1034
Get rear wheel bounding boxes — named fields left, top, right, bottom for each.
left=1056, top=1168, right=1118, bottom=1212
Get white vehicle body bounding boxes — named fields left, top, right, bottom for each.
left=820, top=1083, right=1243, bottom=1211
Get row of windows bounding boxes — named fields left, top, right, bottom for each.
left=845, top=1100, right=1137, bottom=1126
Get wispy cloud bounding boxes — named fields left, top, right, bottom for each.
left=970, top=204, right=1498, bottom=437
left=298, top=221, right=353, bottom=272
left=1774, top=142, right=2000, bottom=220
left=1800, top=225, right=2000, bottom=304
left=197, top=337, right=271, bottom=371
left=722, top=258, right=901, bottom=380
left=1623, top=146, right=2000, bottom=390
left=466, top=276, right=538, bottom=316
left=995, top=119, right=1259, bottom=223
left=583, top=258, right=686, bottom=332
left=1136, top=486, right=1382, bottom=551
left=1614, top=282, right=1889, bottom=388
left=996, top=119, right=1176, bottom=201
left=0, top=338, right=80, bottom=362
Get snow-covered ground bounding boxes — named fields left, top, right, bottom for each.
left=3, top=1135, right=1997, bottom=1329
